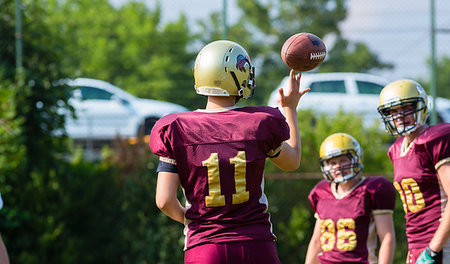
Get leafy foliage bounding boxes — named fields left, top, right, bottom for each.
left=194, top=0, right=393, bottom=106
left=0, top=0, right=421, bottom=263
left=265, top=109, right=393, bottom=174
left=419, top=56, right=450, bottom=99
left=45, top=0, right=198, bottom=109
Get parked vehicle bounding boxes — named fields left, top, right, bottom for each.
left=65, top=78, right=188, bottom=141
left=267, top=72, right=450, bottom=127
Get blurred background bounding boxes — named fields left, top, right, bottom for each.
left=1, top=0, right=449, bottom=263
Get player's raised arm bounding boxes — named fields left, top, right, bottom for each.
left=270, top=70, right=310, bottom=171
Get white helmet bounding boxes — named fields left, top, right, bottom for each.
left=193, top=40, right=255, bottom=99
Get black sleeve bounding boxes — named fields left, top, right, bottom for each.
left=156, top=160, right=179, bottom=173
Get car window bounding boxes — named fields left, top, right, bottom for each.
left=356, top=81, right=384, bottom=94
left=80, top=86, right=113, bottom=100
left=309, top=81, right=346, bottom=93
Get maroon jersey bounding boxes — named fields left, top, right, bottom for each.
left=149, top=106, right=289, bottom=250
left=308, top=177, right=396, bottom=264
left=388, top=123, right=450, bottom=249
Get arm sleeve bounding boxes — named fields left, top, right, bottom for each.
left=308, top=188, right=318, bottom=213
left=427, top=133, right=450, bottom=170
left=149, top=120, right=176, bottom=162
left=266, top=109, right=290, bottom=157
left=371, top=178, right=396, bottom=214
left=157, top=160, right=179, bottom=173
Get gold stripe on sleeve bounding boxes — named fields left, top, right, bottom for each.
left=159, top=156, right=177, bottom=165
left=435, top=157, right=450, bottom=171
left=373, top=209, right=393, bottom=215
left=267, top=144, right=283, bottom=157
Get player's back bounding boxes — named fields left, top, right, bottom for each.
left=150, top=105, right=289, bottom=250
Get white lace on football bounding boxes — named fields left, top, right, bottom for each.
left=310, top=52, right=326, bottom=60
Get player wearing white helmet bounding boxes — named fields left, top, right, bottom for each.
left=306, top=133, right=396, bottom=264
left=378, top=79, right=450, bottom=264
left=149, top=40, right=310, bottom=264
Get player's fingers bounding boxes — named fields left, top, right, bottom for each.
left=300, top=87, right=311, bottom=96
left=278, top=87, right=285, bottom=99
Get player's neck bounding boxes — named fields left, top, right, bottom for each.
left=337, top=177, right=360, bottom=194
left=205, top=96, right=237, bottom=110
left=403, top=124, right=428, bottom=145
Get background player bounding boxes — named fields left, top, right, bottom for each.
left=0, top=193, right=10, bottom=264
left=377, top=79, right=450, bottom=264
left=305, top=133, right=396, bottom=264
left=149, top=40, right=310, bottom=264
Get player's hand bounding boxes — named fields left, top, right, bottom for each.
left=278, top=70, right=310, bottom=110
left=415, top=247, right=441, bottom=264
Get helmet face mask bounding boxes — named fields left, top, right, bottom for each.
left=193, top=40, right=256, bottom=99
left=319, top=133, right=363, bottom=184
left=377, top=80, right=429, bottom=136
left=378, top=100, right=426, bottom=136
left=320, top=152, right=360, bottom=183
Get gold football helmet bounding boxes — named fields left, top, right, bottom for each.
left=193, top=40, right=255, bottom=99
left=319, top=133, right=363, bottom=183
left=377, top=79, right=428, bottom=136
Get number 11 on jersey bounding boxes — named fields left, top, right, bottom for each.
left=203, top=151, right=249, bottom=207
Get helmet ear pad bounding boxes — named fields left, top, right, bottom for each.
left=193, top=40, right=256, bottom=99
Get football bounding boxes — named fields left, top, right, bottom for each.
left=281, top=32, right=327, bottom=72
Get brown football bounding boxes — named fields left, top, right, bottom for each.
left=281, top=32, right=327, bottom=72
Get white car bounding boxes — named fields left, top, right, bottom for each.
left=267, top=72, right=450, bottom=127
left=65, top=78, right=188, bottom=141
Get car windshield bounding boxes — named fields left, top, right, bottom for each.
left=80, top=86, right=114, bottom=100
left=309, top=81, right=346, bottom=93
left=356, top=81, right=384, bottom=94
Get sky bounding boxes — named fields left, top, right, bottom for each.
left=111, top=0, right=450, bottom=82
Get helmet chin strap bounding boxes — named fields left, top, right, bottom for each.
left=333, top=173, right=356, bottom=183
left=395, top=123, right=418, bottom=136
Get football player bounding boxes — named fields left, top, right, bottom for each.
left=0, top=193, right=10, bottom=264
left=149, top=40, right=310, bottom=264
left=377, top=79, right=450, bottom=264
left=305, top=133, right=396, bottom=264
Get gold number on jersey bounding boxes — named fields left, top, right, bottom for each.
left=203, top=151, right=249, bottom=207
left=230, top=151, right=249, bottom=205
left=336, top=219, right=357, bottom=251
left=203, top=153, right=225, bottom=207
left=320, top=218, right=356, bottom=252
left=320, top=219, right=335, bottom=252
left=393, top=178, right=425, bottom=213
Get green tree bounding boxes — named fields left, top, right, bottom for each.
left=419, top=56, right=450, bottom=99
left=0, top=0, right=73, bottom=262
left=264, top=109, right=392, bottom=174
left=45, top=0, right=199, bottom=109
left=194, top=0, right=393, bottom=105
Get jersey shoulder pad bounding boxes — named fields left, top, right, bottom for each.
left=415, top=123, right=450, bottom=145
left=365, top=176, right=396, bottom=200
left=309, top=179, right=330, bottom=196
left=152, top=112, right=185, bottom=127
left=242, top=105, right=285, bottom=119
left=365, top=176, right=393, bottom=191
left=149, top=112, right=186, bottom=157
